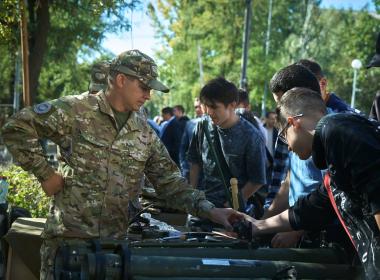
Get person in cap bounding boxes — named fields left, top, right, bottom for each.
left=88, top=61, right=110, bottom=94
left=244, top=87, right=380, bottom=279
left=2, top=49, right=243, bottom=280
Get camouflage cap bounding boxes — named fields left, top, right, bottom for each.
left=110, top=49, right=169, bottom=93
left=89, top=61, right=110, bottom=93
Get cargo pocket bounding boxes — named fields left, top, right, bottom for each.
left=121, top=152, right=146, bottom=197
left=72, top=129, right=108, bottom=170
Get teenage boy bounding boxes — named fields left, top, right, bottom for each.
left=188, top=77, right=267, bottom=211
left=296, top=59, right=359, bottom=114
left=245, top=87, right=380, bottom=279
left=264, top=64, right=321, bottom=216
left=264, top=63, right=357, bottom=248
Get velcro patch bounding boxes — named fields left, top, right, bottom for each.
left=34, top=102, right=52, bottom=114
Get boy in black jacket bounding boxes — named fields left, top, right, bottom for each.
left=245, top=87, right=380, bottom=279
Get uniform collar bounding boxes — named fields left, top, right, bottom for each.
left=126, top=111, right=141, bottom=131
left=97, top=90, right=141, bottom=131
left=98, top=90, right=114, bottom=118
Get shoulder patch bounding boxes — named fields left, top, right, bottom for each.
left=33, top=102, right=52, bottom=114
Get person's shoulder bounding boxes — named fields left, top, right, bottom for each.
left=323, top=112, right=366, bottom=124
left=318, top=113, right=348, bottom=130
left=30, top=93, right=86, bottom=117
left=179, top=116, right=190, bottom=122
left=192, top=116, right=209, bottom=134
left=328, top=93, right=362, bottom=115
left=238, top=116, right=264, bottom=138
left=226, top=117, right=263, bottom=146
left=51, top=92, right=97, bottom=111
left=318, top=113, right=374, bottom=139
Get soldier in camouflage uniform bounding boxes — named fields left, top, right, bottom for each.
left=2, top=50, right=243, bottom=280
left=88, top=61, right=110, bottom=94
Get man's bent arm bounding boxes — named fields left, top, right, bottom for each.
left=247, top=185, right=336, bottom=236
left=2, top=100, right=74, bottom=183
left=245, top=210, right=293, bottom=236
left=145, top=134, right=213, bottom=218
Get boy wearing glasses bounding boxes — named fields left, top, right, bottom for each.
left=245, top=87, right=380, bottom=279
left=265, top=63, right=355, bottom=248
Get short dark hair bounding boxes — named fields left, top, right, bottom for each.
left=237, top=89, right=249, bottom=106
left=269, top=64, right=321, bottom=96
left=200, top=77, right=238, bottom=107
left=173, top=105, right=185, bottom=114
left=276, top=87, right=327, bottom=129
left=296, top=59, right=324, bottom=80
left=161, top=107, right=173, bottom=116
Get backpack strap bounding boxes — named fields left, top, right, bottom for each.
left=201, top=119, right=233, bottom=208
left=323, top=173, right=355, bottom=249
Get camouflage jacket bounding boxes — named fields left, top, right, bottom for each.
left=2, top=91, right=214, bottom=239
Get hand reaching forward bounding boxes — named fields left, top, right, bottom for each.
left=207, top=207, right=245, bottom=231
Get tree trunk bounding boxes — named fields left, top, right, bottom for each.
left=28, top=0, right=50, bottom=104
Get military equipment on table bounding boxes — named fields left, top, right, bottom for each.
left=53, top=238, right=363, bottom=280
left=5, top=218, right=365, bottom=280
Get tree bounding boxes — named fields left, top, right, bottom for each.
left=0, top=0, right=140, bottom=105
left=148, top=0, right=379, bottom=115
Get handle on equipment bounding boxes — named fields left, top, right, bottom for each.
left=230, top=178, right=239, bottom=210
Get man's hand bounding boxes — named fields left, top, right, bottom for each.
left=41, top=172, right=64, bottom=196
left=207, top=207, right=244, bottom=231
left=271, top=230, right=304, bottom=248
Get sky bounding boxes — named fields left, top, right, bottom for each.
left=101, top=0, right=376, bottom=58
left=101, top=2, right=156, bottom=57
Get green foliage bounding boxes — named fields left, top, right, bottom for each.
left=38, top=54, right=114, bottom=101
left=0, top=0, right=19, bottom=46
left=0, top=0, right=141, bottom=103
left=1, top=165, right=50, bottom=218
left=149, top=0, right=380, bottom=116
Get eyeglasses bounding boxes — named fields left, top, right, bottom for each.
left=277, top=113, right=304, bottom=144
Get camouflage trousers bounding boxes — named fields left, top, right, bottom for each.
left=40, top=238, right=58, bottom=280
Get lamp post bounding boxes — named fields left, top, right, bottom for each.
left=350, top=59, right=362, bottom=108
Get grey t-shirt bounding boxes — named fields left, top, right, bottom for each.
left=188, top=115, right=267, bottom=207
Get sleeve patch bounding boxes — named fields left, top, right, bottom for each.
left=34, top=102, right=52, bottom=114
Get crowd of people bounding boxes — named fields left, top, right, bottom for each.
left=1, top=33, right=380, bottom=279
